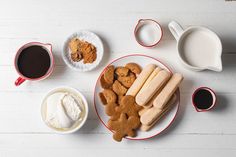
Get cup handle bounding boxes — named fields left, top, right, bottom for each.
left=15, top=77, right=26, bottom=86
left=168, top=21, right=184, bottom=40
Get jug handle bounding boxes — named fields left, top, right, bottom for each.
left=168, top=21, right=184, bottom=40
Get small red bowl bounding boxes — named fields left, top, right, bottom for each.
left=134, top=19, right=163, bottom=48
left=192, top=87, right=217, bottom=112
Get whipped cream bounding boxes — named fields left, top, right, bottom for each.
left=45, top=92, right=83, bottom=129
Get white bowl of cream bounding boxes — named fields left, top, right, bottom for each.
left=41, top=86, right=88, bottom=134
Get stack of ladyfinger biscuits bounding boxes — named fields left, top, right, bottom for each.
left=127, top=64, right=183, bottom=131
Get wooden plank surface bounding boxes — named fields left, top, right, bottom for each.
left=0, top=0, right=236, bottom=156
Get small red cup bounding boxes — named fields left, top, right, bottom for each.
left=14, top=42, right=54, bottom=86
left=192, top=87, right=217, bottom=112
left=134, top=19, right=163, bottom=48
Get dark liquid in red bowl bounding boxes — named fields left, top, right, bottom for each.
left=17, top=46, right=51, bottom=78
left=193, top=89, right=213, bottom=109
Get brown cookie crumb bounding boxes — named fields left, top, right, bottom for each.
left=104, top=65, right=115, bottom=85
left=102, top=89, right=117, bottom=104
left=68, top=38, right=97, bottom=64
left=117, top=72, right=136, bottom=88
left=100, top=75, right=112, bottom=89
left=69, top=38, right=80, bottom=53
left=71, top=51, right=83, bottom=62
left=112, top=80, right=127, bottom=95
left=115, top=67, right=129, bottom=77
left=99, top=92, right=107, bottom=105
left=125, top=63, right=142, bottom=74
left=117, top=95, right=124, bottom=104
left=82, top=42, right=97, bottom=64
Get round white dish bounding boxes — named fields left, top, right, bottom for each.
left=94, top=54, right=180, bottom=140
left=41, top=86, right=89, bottom=134
left=134, top=19, right=163, bottom=48
left=62, top=31, right=104, bottom=72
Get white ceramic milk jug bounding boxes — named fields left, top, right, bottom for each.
left=168, top=21, right=222, bottom=72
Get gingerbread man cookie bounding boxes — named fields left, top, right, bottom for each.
left=105, top=103, right=121, bottom=120
left=118, top=95, right=143, bottom=117
left=105, top=95, right=142, bottom=121
left=107, top=113, right=140, bottom=142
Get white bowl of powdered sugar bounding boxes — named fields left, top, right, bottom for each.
left=41, top=86, right=88, bottom=134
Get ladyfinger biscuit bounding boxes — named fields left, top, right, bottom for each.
left=126, top=64, right=156, bottom=96
left=138, top=67, right=162, bottom=94
left=139, top=92, right=158, bottom=115
left=153, top=73, right=183, bottom=109
left=140, top=94, right=177, bottom=125
left=138, top=107, right=150, bottom=116
left=139, top=91, right=162, bottom=116
left=143, top=85, right=164, bottom=108
left=137, top=67, right=163, bottom=109
left=142, top=83, right=165, bottom=108
left=138, top=67, right=162, bottom=108
left=136, top=70, right=171, bottom=106
left=142, top=91, right=158, bottom=109
left=140, top=107, right=162, bottom=126
left=140, top=104, right=172, bottom=131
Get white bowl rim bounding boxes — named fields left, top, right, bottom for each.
left=40, top=86, right=89, bottom=134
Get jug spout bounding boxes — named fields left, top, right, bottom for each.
left=43, top=43, right=52, bottom=51
left=207, top=58, right=222, bottom=72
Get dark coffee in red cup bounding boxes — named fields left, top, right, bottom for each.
left=14, top=42, right=54, bottom=86
left=192, top=87, right=216, bottom=112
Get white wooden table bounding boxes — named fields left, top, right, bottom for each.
left=0, top=0, right=236, bottom=156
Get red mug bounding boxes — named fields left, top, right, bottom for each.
left=14, top=42, right=54, bottom=86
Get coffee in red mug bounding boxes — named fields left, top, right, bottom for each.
left=14, top=42, right=54, bottom=86
left=192, top=87, right=216, bottom=112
